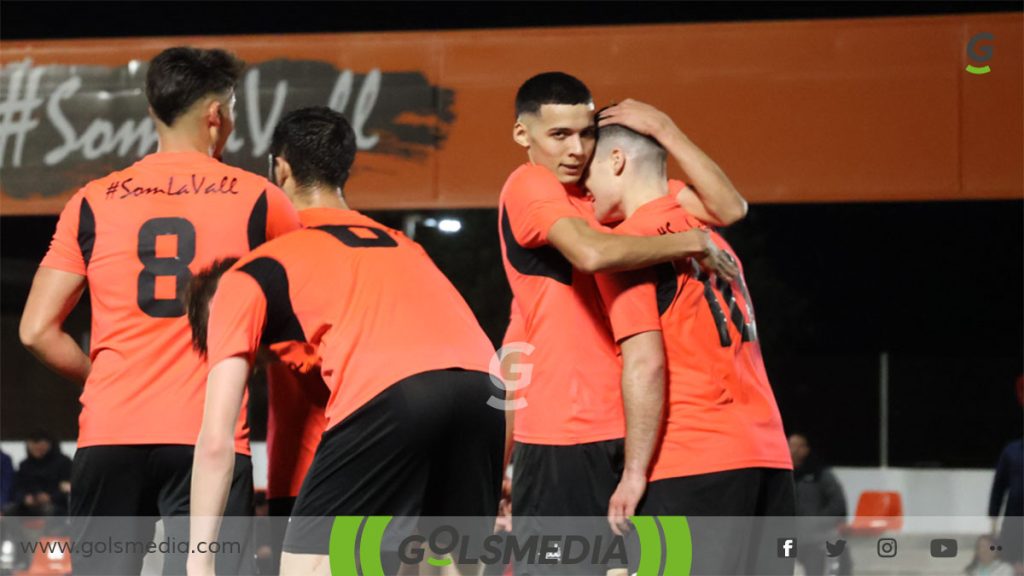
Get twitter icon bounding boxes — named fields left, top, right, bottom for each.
left=826, top=540, right=847, bottom=557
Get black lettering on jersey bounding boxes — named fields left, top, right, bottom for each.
left=247, top=190, right=268, bottom=250
left=500, top=207, right=572, bottom=285
left=654, top=261, right=678, bottom=316
left=313, top=225, right=398, bottom=248
left=237, top=257, right=306, bottom=345
left=78, top=198, right=96, bottom=267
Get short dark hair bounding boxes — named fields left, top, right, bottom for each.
left=186, top=257, right=239, bottom=358
left=270, top=107, right=357, bottom=191
left=595, top=123, right=667, bottom=177
left=145, top=47, right=245, bottom=127
left=515, top=72, right=593, bottom=118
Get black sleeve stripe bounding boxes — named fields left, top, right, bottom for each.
left=247, top=190, right=268, bottom=250
left=500, top=207, right=572, bottom=285
left=78, top=198, right=96, bottom=268
left=237, top=256, right=306, bottom=345
left=654, top=262, right=679, bottom=316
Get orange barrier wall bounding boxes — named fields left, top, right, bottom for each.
left=1, top=13, right=1020, bottom=214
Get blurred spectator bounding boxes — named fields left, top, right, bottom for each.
left=965, top=534, right=1014, bottom=576
left=1, top=451, right=14, bottom=509
left=9, top=430, right=71, bottom=516
left=790, top=433, right=849, bottom=576
left=988, top=376, right=1023, bottom=573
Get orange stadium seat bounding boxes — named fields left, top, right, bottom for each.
left=842, top=490, right=904, bottom=535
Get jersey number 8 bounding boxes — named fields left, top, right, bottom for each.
left=137, top=218, right=196, bottom=318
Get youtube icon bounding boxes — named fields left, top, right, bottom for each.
left=930, top=539, right=958, bottom=558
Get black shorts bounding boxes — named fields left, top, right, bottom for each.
left=511, top=439, right=625, bottom=576
left=266, top=497, right=296, bottom=575
left=282, top=369, right=505, bottom=556
left=637, top=467, right=796, bottom=576
left=69, top=445, right=255, bottom=575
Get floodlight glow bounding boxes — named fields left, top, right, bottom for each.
left=438, top=219, right=462, bottom=233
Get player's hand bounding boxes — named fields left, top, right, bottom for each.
left=597, top=99, right=679, bottom=144
left=186, top=552, right=215, bottom=576
left=608, top=470, right=647, bottom=536
left=494, top=477, right=513, bottom=533
left=697, top=232, right=739, bottom=282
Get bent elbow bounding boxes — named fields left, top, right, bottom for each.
left=572, top=245, right=605, bottom=274
left=19, top=317, right=44, bottom=351
left=720, top=198, right=749, bottom=226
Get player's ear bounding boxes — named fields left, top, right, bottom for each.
left=274, top=155, right=293, bottom=187
left=512, top=119, right=530, bottom=149
left=206, top=99, right=223, bottom=128
left=611, top=149, right=626, bottom=176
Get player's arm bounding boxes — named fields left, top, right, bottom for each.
left=596, top=269, right=666, bottom=534
left=505, top=164, right=737, bottom=277
left=19, top=267, right=90, bottom=385
left=188, top=272, right=266, bottom=576
left=547, top=218, right=738, bottom=279
left=609, top=330, right=665, bottom=535
left=598, top=99, right=747, bottom=226
left=188, top=356, right=248, bottom=576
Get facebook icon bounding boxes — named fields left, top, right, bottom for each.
left=777, top=538, right=798, bottom=558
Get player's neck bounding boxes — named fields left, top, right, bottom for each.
left=156, top=129, right=215, bottom=157
left=292, top=186, right=349, bottom=211
left=622, top=176, right=668, bottom=217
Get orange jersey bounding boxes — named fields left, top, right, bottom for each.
left=263, top=210, right=330, bottom=499
left=264, top=341, right=328, bottom=499
left=503, top=299, right=526, bottom=347
left=40, top=151, right=300, bottom=453
left=597, top=192, right=792, bottom=480
left=206, top=207, right=495, bottom=431
left=498, top=164, right=660, bottom=445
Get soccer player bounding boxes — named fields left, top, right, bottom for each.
left=187, top=107, right=503, bottom=576
left=186, top=259, right=329, bottom=574
left=19, top=47, right=301, bottom=574
left=499, top=72, right=747, bottom=574
left=586, top=120, right=794, bottom=575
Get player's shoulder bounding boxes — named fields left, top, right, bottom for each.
left=228, top=236, right=293, bottom=279
left=200, top=161, right=285, bottom=205
left=500, top=163, right=562, bottom=197
left=618, top=195, right=701, bottom=236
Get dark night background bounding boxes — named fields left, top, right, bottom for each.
left=2, top=2, right=1022, bottom=469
